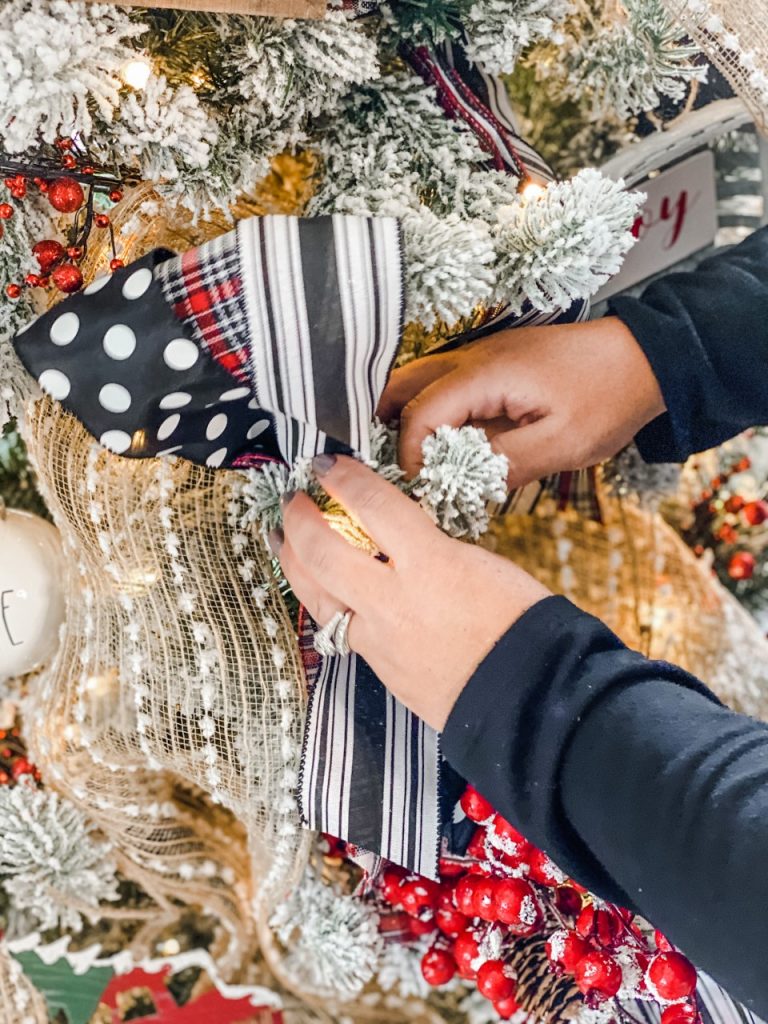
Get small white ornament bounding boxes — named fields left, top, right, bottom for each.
left=0, top=508, right=65, bottom=682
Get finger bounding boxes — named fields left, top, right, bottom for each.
left=490, top=416, right=576, bottom=489
left=281, top=490, right=391, bottom=612
left=377, top=354, right=456, bottom=424
left=312, top=454, right=434, bottom=560
left=273, top=529, right=348, bottom=627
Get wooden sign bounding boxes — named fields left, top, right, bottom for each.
left=88, top=0, right=324, bottom=15
left=595, top=150, right=718, bottom=302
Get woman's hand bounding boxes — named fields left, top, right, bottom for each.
left=379, top=318, right=666, bottom=487
left=271, top=454, right=550, bottom=731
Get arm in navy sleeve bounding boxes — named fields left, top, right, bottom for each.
left=442, top=596, right=768, bottom=1018
left=610, top=226, right=768, bottom=462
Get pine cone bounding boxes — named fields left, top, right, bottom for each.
left=507, top=931, right=582, bottom=1024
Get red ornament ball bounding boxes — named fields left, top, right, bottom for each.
left=546, top=929, right=592, bottom=972
left=453, top=929, right=481, bottom=980
left=110, top=258, right=125, bottom=272
left=494, top=994, right=521, bottom=1020
left=32, top=239, right=65, bottom=274
left=66, top=245, right=84, bottom=262
left=5, top=283, right=21, bottom=300
left=477, top=960, right=516, bottom=1002
left=727, top=551, right=756, bottom=580
left=0, top=203, right=14, bottom=219
left=661, top=1004, right=699, bottom=1024
left=24, top=273, right=42, bottom=288
left=95, top=213, right=111, bottom=229
left=51, top=263, right=84, bottom=294
left=647, top=952, right=697, bottom=1001
left=574, top=951, right=622, bottom=999
left=493, top=877, right=541, bottom=934
left=109, top=188, right=124, bottom=203
left=61, top=153, right=77, bottom=170
left=48, top=177, right=85, bottom=214
left=421, top=948, right=456, bottom=987
left=743, top=500, right=768, bottom=526
left=460, top=785, right=495, bottom=823
left=55, top=137, right=74, bottom=150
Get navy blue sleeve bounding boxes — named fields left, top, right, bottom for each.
left=442, top=596, right=768, bottom=1017
left=609, top=227, right=768, bottom=462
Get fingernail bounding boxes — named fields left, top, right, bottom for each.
left=281, top=490, right=297, bottom=510
left=312, top=453, right=337, bottom=477
left=267, top=527, right=284, bottom=555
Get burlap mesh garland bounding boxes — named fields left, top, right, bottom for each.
left=0, top=945, right=48, bottom=1024
left=661, top=0, right=768, bottom=133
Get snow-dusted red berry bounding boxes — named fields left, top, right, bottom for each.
left=380, top=866, right=407, bottom=905
left=455, top=875, right=481, bottom=916
left=576, top=905, right=622, bottom=947
left=661, top=1003, right=699, bottom=1024
left=474, top=876, right=499, bottom=921
left=421, top=948, right=456, bottom=986
left=467, top=826, right=488, bottom=860
left=436, top=905, right=469, bottom=937
left=494, top=993, right=521, bottom=1020
left=410, top=915, right=437, bottom=936
left=574, top=951, right=622, bottom=999
left=453, top=929, right=482, bottom=980
left=460, top=784, right=495, bottom=823
left=546, top=929, right=592, bottom=972
left=400, top=878, right=440, bottom=918
left=477, top=960, right=517, bottom=1002
left=654, top=929, right=674, bottom=952
left=555, top=885, right=584, bottom=917
left=493, top=878, right=542, bottom=934
left=489, top=815, right=531, bottom=864
left=439, top=856, right=466, bottom=878
left=647, top=952, right=697, bottom=1001
left=528, top=847, right=564, bottom=887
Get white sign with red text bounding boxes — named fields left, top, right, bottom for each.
left=595, top=149, right=718, bottom=302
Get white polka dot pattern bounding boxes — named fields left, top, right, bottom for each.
left=206, top=447, right=228, bottom=468
left=122, top=267, right=153, bottom=300
left=160, top=392, right=192, bottom=410
left=50, top=312, right=79, bottom=346
left=38, top=368, right=71, bottom=400
left=163, top=339, right=199, bottom=371
left=206, top=413, right=228, bottom=441
left=103, top=324, right=137, bottom=361
left=157, top=414, right=180, bottom=441
left=100, top=429, right=132, bottom=454
left=99, top=383, right=132, bottom=414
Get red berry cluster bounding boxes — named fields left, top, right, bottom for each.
left=372, top=786, right=698, bottom=1022
left=0, top=726, right=40, bottom=787
left=2, top=138, right=126, bottom=301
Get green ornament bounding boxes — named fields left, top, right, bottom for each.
left=12, top=952, right=114, bottom=1024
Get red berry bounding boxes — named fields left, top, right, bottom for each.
left=477, top=960, right=516, bottom=1002
left=546, top=929, right=592, bottom=972
left=467, top=826, right=487, bottom=861
left=5, top=283, right=21, bottom=299
left=489, top=815, right=531, bottom=863
left=51, top=263, right=83, bottom=294
left=47, top=177, right=84, bottom=214
left=493, top=878, right=541, bottom=934
left=56, top=137, right=74, bottom=150
left=555, top=885, right=584, bottom=917
left=66, top=245, right=84, bottom=261
left=528, top=847, right=563, bottom=887
left=455, top=875, right=481, bottom=916
left=654, top=929, right=674, bottom=952
left=95, top=213, right=110, bottom=229
left=24, top=273, right=41, bottom=288
left=400, top=878, right=440, bottom=919
left=436, top=905, right=469, bottom=937
left=576, top=905, right=622, bottom=947
left=727, top=551, right=756, bottom=580
left=421, top=948, right=456, bottom=987
left=3, top=177, right=14, bottom=188
left=11, top=757, right=34, bottom=780
left=725, top=495, right=745, bottom=513
left=82, top=165, right=94, bottom=175
left=33, top=239, right=65, bottom=274
left=380, top=866, right=407, bottom=906
left=10, top=185, right=26, bottom=200
left=460, top=785, right=495, bottom=823
left=574, top=951, right=622, bottom=999
left=109, top=188, right=124, bottom=203
left=453, top=929, right=481, bottom=980
left=647, top=952, right=697, bottom=1001
left=474, top=876, right=499, bottom=921
left=743, top=500, right=768, bottom=526
left=409, top=915, right=437, bottom=937
left=110, top=258, right=125, bottom=272
left=661, top=1004, right=699, bottom=1024
left=61, top=153, right=77, bottom=169
left=439, top=857, right=465, bottom=878
left=494, top=994, right=520, bottom=1020
left=0, top=203, right=14, bottom=219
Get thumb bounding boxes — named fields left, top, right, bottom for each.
left=491, top=416, right=575, bottom=490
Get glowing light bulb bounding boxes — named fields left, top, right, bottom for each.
left=521, top=180, right=545, bottom=201
left=120, top=57, right=152, bottom=90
